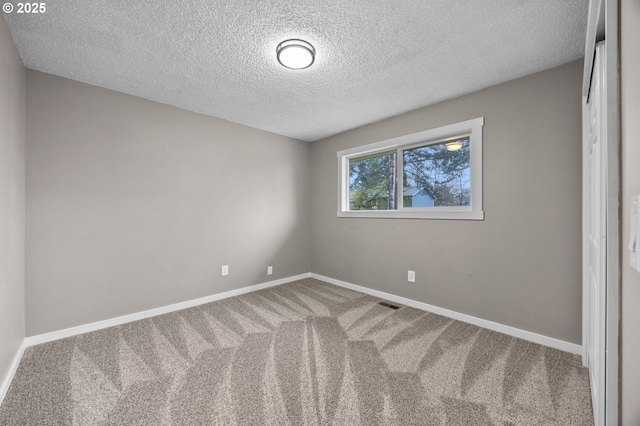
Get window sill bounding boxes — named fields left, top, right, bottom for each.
left=337, top=210, right=484, bottom=220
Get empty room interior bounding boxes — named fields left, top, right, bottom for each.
left=1, top=1, right=639, bottom=425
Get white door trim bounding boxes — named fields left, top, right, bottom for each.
left=582, top=0, right=620, bottom=424
left=602, top=3, right=620, bottom=425
left=584, top=42, right=607, bottom=426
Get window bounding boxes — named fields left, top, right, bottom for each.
left=337, top=117, right=484, bottom=220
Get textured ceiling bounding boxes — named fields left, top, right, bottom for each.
left=4, top=1, right=588, bottom=141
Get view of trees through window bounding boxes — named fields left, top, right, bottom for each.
left=349, top=151, right=397, bottom=210
left=349, top=138, right=470, bottom=210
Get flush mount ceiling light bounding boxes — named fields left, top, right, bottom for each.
left=445, top=141, right=463, bottom=151
left=276, top=39, right=315, bottom=70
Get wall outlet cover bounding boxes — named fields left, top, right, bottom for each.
left=408, top=270, right=416, bottom=283
left=221, top=265, right=229, bottom=276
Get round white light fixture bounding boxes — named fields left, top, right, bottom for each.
left=445, top=141, right=463, bottom=151
left=276, top=39, right=315, bottom=70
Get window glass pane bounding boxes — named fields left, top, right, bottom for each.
left=403, top=138, right=470, bottom=207
left=349, top=151, right=398, bottom=210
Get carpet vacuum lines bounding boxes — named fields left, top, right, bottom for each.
left=0, top=278, right=593, bottom=425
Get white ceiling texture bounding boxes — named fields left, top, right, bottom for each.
left=4, top=1, right=588, bottom=141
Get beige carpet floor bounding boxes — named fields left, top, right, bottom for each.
left=0, top=278, right=593, bottom=425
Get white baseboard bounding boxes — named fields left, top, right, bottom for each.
left=310, top=273, right=582, bottom=355
left=3, top=270, right=582, bottom=411
left=0, top=340, right=27, bottom=407
left=11, top=269, right=580, bottom=402
left=25, top=273, right=311, bottom=347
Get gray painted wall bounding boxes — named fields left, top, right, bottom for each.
left=621, top=0, right=640, bottom=423
left=310, top=60, right=583, bottom=344
left=0, top=17, right=25, bottom=387
left=26, top=71, right=310, bottom=335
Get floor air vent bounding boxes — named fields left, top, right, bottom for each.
left=378, top=301, right=401, bottom=310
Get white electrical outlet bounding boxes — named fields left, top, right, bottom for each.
left=267, top=266, right=273, bottom=275
left=408, top=270, right=415, bottom=283
left=221, top=265, right=229, bottom=276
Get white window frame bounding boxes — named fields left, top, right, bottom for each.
left=337, top=117, right=484, bottom=220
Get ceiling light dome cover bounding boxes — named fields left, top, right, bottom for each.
left=277, top=39, right=315, bottom=70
